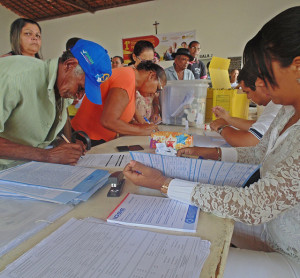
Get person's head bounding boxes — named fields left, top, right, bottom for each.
left=153, top=52, right=160, bottom=64
left=66, top=37, right=81, bottom=50
left=136, top=61, right=167, bottom=97
left=172, top=48, right=193, bottom=71
left=10, top=18, right=42, bottom=58
left=56, top=39, right=112, bottom=105
left=111, top=56, right=124, bottom=69
left=181, top=42, right=188, bottom=48
left=239, top=80, right=271, bottom=106
left=242, top=7, right=300, bottom=106
left=131, top=40, right=155, bottom=66
left=230, top=69, right=239, bottom=83
left=188, top=41, right=201, bottom=59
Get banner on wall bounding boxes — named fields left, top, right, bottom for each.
left=122, top=30, right=196, bottom=64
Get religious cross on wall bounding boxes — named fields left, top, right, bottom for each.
left=153, top=20, right=159, bottom=35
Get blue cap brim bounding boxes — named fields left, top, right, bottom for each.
left=85, top=75, right=102, bottom=105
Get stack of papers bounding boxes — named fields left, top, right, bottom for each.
left=0, top=218, right=211, bottom=278
left=107, top=193, right=199, bottom=232
left=0, top=161, right=110, bottom=205
left=130, top=151, right=260, bottom=187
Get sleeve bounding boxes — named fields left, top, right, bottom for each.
left=0, top=75, right=20, bottom=132
left=167, top=128, right=300, bottom=225
left=248, top=102, right=281, bottom=140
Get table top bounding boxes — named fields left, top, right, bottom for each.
left=0, top=130, right=233, bottom=278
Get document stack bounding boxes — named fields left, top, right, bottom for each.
left=0, top=161, right=110, bottom=205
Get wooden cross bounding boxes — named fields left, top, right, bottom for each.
left=153, top=20, right=159, bottom=35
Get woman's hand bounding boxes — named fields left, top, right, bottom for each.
left=123, top=161, right=168, bottom=190
left=150, top=113, right=162, bottom=124
left=177, top=147, right=220, bottom=160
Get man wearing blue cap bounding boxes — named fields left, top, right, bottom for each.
left=0, top=39, right=111, bottom=170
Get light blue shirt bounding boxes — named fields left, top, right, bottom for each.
left=164, top=64, right=195, bottom=81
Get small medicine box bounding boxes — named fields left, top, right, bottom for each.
left=161, top=79, right=209, bottom=126
left=205, top=57, right=249, bottom=122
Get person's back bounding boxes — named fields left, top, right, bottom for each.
left=71, top=67, right=136, bottom=142
left=0, top=56, right=72, bottom=169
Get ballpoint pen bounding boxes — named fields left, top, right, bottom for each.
left=61, top=134, right=70, bottom=143
left=143, top=116, right=151, bottom=124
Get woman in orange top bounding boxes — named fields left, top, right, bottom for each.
left=71, top=61, right=166, bottom=146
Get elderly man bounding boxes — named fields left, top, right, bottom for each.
left=187, top=41, right=207, bottom=79
left=164, top=48, right=195, bottom=80
left=0, top=39, right=111, bottom=170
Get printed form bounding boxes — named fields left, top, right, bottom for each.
left=107, top=193, right=199, bottom=232
left=77, top=153, right=131, bottom=169
left=130, top=152, right=260, bottom=187
left=0, top=218, right=211, bottom=278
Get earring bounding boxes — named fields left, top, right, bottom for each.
left=297, top=78, right=300, bottom=84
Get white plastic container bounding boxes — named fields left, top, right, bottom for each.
left=161, top=80, right=209, bottom=126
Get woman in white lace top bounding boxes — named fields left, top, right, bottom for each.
left=124, top=7, right=300, bottom=277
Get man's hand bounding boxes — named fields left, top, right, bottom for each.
left=46, top=141, right=85, bottom=165
left=212, top=106, right=230, bottom=121
left=210, top=118, right=228, bottom=132
left=123, top=161, right=168, bottom=190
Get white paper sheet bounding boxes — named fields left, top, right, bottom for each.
left=130, top=152, right=260, bottom=187
left=192, top=134, right=230, bottom=148
left=107, top=193, right=199, bottom=232
left=0, top=199, right=72, bottom=257
left=0, top=218, right=211, bottom=278
left=76, top=153, right=131, bottom=168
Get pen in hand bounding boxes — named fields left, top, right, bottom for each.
left=143, top=116, right=151, bottom=124
left=61, top=134, right=70, bottom=143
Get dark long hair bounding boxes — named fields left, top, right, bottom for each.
left=243, top=7, right=300, bottom=88
left=129, top=40, right=154, bottom=63
left=10, top=18, right=42, bottom=59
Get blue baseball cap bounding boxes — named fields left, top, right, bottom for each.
left=70, top=39, right=112, bottom=105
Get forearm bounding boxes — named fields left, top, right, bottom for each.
left=226, top=118, right=255, bottom=131
left=0, top=137, right=47, bottom=162
left=101, top=117, right=153, bottom=136
left=221, top=127, right=260, bottom=147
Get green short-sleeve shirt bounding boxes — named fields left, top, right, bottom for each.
left=0, top=56, right=73, bottom=169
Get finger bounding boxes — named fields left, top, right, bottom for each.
left=177, top=147, right=192, bottom=157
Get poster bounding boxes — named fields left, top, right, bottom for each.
left=122, top=30, right=196, bottom=64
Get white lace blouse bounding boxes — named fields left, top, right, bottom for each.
left=167, top=106, right=300, bottom=263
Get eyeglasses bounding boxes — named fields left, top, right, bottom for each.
left=136, top=56, right=156, bottom=63
left=156, top=77, right=163, bottom=94
left=23, top=31, right=41, bottom=40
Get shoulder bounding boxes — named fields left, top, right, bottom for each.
left=165, top=66, right=174, bottom=72
left=185, top=69, right=195, bottom=78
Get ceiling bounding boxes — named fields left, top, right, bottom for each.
left=0, top=0, right=154, bottom=21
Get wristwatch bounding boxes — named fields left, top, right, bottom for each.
left=217, top=125, right=230, bottom=135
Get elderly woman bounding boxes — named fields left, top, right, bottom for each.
left=71, top=61, right=166, bottom=146
left=129, top=40, right=162, bottom=125
left=1, top=18, right=42, bottom=58
left=124, top=7, right=300, bottom=277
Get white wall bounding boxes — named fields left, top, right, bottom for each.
left=0, top=0, right=297, bottom=59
